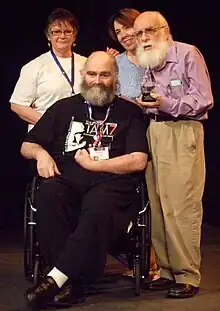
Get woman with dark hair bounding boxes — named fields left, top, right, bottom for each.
left=107, top=8, right=144, bottom=101
left=10, top=8, right=86, bottom=131
left=108, top=8, right=160, bottom=280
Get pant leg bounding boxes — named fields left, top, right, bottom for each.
left=149, top=120, right=205, bottom=287
left=55, top=178, right=138, bottom=280
left=36, top=176, right=81, bottom=268
left=146, top=125, right=173, bottom=280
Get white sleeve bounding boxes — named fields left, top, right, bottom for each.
left=10, top=60, right=38, bottom=107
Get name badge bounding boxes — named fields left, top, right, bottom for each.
left=170, top=79, right=182, bottom=87
left=89, top=146, right=109, bottom=161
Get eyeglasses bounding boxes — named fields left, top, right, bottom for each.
left=50, top=29, right=74, bottom=37
left=135, top=26, right=166, bottom=39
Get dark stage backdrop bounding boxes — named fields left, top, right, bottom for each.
left=1, top=0, right=219, bottom=230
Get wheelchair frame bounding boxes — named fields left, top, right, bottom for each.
left=24, top=176, right=151, bottom=296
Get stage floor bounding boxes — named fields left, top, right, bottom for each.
left=0, top=223, right=220, bottom=311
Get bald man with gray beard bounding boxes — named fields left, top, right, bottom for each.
left=134, top=11, right=214, bottom=298
left=21, top=51, right=149, bottom=309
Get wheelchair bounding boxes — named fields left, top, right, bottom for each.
left=24, top=175, right=152, bottom=296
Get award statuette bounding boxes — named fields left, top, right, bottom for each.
left=141, top=67, right=156, bottom=102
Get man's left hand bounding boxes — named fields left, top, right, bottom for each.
left=136, top=92, right=161, bottom=108
left=75, top=149, right=97, bottom=171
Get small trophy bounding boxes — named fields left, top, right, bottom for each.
left=141, top=67, right=156, bottom=102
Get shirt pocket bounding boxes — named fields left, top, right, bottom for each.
left=168, top=82, right=184, bottom=99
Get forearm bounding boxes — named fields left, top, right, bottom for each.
left=158, top=94, right=213, bottom=118
left=90, top=152, right=148, bottom=175
left=11, top=103, right=42, bottom=124
left=20, top=142, right=47, bottom=160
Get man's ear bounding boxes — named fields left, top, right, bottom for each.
left=164, top=27, right=170, bottom=40
left=80, top=69, right=85, bottom=76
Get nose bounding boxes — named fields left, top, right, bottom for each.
left=120, top=28, right=130, bottom=40
left=59, top=31, right=66, bottom=38
left=94, top=75, right=102, bottom=84
left=140, top=32, right=150, bottom=42
left=121, top=28, right=128, bottom=36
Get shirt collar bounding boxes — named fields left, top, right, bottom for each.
left=154, top=40, right=178, bottom=71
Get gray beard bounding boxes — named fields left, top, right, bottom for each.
left=80, top=79, right=115, bottom=107
left=136, top=41, right=169, bottom=69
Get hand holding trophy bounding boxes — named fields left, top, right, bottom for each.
left=141, top=66, right=156, bottom=102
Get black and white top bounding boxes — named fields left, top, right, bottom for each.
left=25, top=94, right=149, bottom=185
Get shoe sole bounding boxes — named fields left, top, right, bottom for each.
left=167, top=292, right=198, bottom=299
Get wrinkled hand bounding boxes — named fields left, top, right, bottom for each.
left=75, top=149, right=97, bottom=171
left=136, top=92, right=161, bottom=108
left=36, top=150, right=61, bottom=178
left=106, top=47, right=120, bottom=57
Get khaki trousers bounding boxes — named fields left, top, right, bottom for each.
left=146, top=119, right=205, bottom=287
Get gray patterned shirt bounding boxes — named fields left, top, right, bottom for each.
left=116, top=52, right=145, bottom=101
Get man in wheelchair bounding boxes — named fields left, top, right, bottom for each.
left=20, top=51, right=149, bottom=310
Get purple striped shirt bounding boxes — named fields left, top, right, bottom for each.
left=146, top=41, right=213, bottom=120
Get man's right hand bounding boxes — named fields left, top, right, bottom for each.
left=36, top=149, right=61, bottom=178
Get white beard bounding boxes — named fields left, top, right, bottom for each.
left=136, top=40, right=169, bottom=69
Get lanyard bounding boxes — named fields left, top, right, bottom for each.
left=87, top=102, right=111, bottom=123
left=51, top=50, right=75, bottom=95
left=86, top=102, right=111, bottom=146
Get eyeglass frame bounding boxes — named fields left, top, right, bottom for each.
left=50, top=29, right=75, bottom=37
left=135, top=26, right=166, bottom=39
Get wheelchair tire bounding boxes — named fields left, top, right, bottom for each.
left=24, top=185, right=35, bottom=279
left=24, top=224, right=35, bottom=281
left=24, top=182, right=36, bottom=280
left=24, top=187, right=29, bottom=278
left=33, top=259, right=40, bottom=285
left=135, top=258, right=141, bottom=296
left=145, top=205, right=152, bottom=277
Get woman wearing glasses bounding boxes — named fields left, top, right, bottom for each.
left=108, top=8, right=160, bottom=281
left=10, top=8, right=86, bottom=131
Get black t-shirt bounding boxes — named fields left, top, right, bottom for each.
left=25, top=94, right=149, bottom=185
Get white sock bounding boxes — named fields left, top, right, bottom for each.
left=47, top=267, right=68, bottom=288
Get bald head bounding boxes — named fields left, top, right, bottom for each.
left=84, top=51, right=118, bottom=75
left=134, top=11, right=169, bottom=31
left=80, top=51, right=118, bottom=107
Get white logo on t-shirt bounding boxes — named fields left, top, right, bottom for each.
left=65, top=118, right=86, bottom=152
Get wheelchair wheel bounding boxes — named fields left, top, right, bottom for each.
left=24, top=186, right=29, bottom=278
left=145, top=203, right=151, bottom=277
left=33, top=259, right=40, bottom=285
left=24, top=219, right=35, bottom=280
left=135, top=257, right=141, bottom=296
left=24, top=178, right=39, bottom=281
left=24, top=184, right=35, bottom=280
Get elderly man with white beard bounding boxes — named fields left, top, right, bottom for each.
left=134, top=11, right=214, bottom=298
left=20, top=51, right=149, bottom=310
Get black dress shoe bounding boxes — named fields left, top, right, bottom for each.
left=52, top=280, right=85, bottom=306
left=148, top=277, right=175, bottom=290
left=167, top=283, right=199, bottom=298
left=24, top=276, right=59, bottom=309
